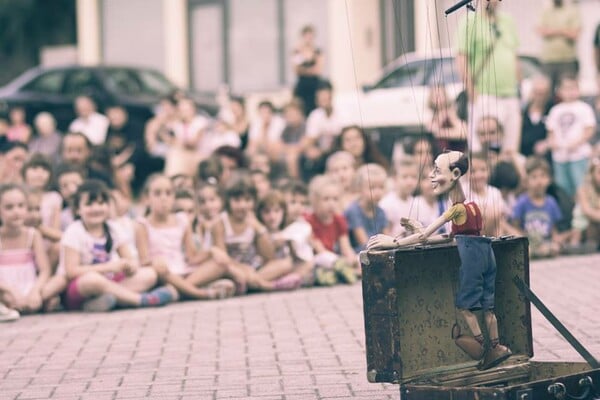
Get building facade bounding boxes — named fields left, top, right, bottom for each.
left=76, top=0, right=599, bottom=97
left=76, top=0, right=421, bottom=94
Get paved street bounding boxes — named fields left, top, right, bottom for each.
left=1, top=254, right=600, bottom=400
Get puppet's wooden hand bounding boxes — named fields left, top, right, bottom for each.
left=366, top=234, right=398, bottom=250
left=400, top=218, right=424, bottom=234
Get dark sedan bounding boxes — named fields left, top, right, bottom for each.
left=0, top=65, right=218, bottom=133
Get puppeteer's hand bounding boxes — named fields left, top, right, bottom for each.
left=366, top=234, right=398, bottom=250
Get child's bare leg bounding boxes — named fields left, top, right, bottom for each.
left=225, top=263, right=250, bottom=294
left=256, top=258, right=294, bottom=281
left=185, top=260, right=229, bottom=287
left=160, top=272, right=218, bottom=300
left=295, top=261, right=315, bottom=286
left=237, top=264, right=274, bottom=291
left=76, top=271, right=143, bottom=306
left=119, top=267, right=158, bottom=293
left=48, top=243, right=60, bottom=273
left=41, top=275, right=68, bottom=311
left=41, top=275, right=68, bottom=301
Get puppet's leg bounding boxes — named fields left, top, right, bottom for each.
left=479, top=241, right=512, bottom=370
left=452, top=309, right=485, bottom=360
left=480, top=310, right=512, bottom=370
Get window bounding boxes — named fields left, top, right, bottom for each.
left=22, top=70, right=66, bottom=94
left=103, top=69, right=176, bottom=97
left=375, top=60, right=427, bottom=89
left=63, top=70, right=97, bottom=96
left=427, top=58, right=461, bottom=86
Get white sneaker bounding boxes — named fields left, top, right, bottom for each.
left=0, top=303, right=20, bottom=322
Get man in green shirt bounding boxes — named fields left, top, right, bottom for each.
left=455, top=0, right=521, bottom=156
left=537, top=0, right=581, bottom=95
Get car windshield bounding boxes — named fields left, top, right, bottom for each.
left=375, top=60, right=428, bottom=89
left=103, top=68, right=177, bottom=97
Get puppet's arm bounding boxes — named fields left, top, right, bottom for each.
left=367, top=213, right=451, bottom=250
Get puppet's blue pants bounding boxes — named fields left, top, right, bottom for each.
left=455, top=235, right=496, bottom=311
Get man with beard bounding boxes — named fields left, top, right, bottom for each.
left=537, top=0, right=582, bottom=95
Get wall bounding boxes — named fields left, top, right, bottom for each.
left=328, top=0, right=382, bottom=92
left=101, top=0, right=165, bottom=71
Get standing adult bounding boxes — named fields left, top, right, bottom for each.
left=300, top=80, right=342, bottom=181
left=537, top=0, right=581, bottom=95
left=455, top=0, right=521, bottom=155
left=292, top=25, right=324, bottom=117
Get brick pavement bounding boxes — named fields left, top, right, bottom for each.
left=1, top=254, right=599, bottom=400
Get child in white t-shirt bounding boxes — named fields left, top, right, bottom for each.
left=325, top=151, right=357, bottom=210
left=57, top=180, right=175, bottom=311
left=466, top=154, right=514, bottom=237
left=379, top=157, right=419, bottom=237
left=547, top=75, right=597, bottom=197
left=413, top=176, right=446, bottom=233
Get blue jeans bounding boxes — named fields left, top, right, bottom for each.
left=553, top=158, right=589, bottom=198
left=455, top=235, right=497, bottom=311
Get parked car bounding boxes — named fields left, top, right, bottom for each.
left=0, top=65, right=218, bottom=134
left=334, top=49, right=543, bottom=131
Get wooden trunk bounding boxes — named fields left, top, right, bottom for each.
left=360, top=237, right=600, bottom=400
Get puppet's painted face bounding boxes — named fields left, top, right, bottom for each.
left=429, top=153, right=460, bottom=195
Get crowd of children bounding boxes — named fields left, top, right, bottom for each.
left=1, top=71, right=599, bottom=322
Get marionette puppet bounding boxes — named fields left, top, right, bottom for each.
left=367, top=150, right=512, bottom=370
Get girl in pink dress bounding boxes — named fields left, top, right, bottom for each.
left=136, top=174, right=238, bottom=300
left=0, top=184, right=51, bottom=314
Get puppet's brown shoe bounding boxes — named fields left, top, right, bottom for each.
left=479, top=345, right=512, bottom=370
left=451, top=324, right=484, bottom=360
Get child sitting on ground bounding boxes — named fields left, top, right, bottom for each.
left=136, top=174, right=237, bottom=300
left=196, top=181, right=224, bottom=248
left=54, top=180, right=174, bottom=311
left=511, top=157, right=562, bottom=258
left=0, top=184, right=51, bottom=314
left=257, top=191, right=310, bottom=290
left=211, top=177, right=278, bottom=292
left=21, top=154, right=62, bottom=236
left=344, top=164, right=389, bottom=252
left=379, top=157, right=419, bottom=237
left=21, top=155, right=63, bottom=268
left=55, top=163, right=85, bottom=231
left=110, top=188, right=138, bottom=259
left=279, top=180, right=315, bottom=286
left=467, top=153, right=517, bottom=237
left=305, top=175, right=357, bottom=286
left=325, top=151, right=357, bottom=210
left=413, top=176, right=447, bottom=234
